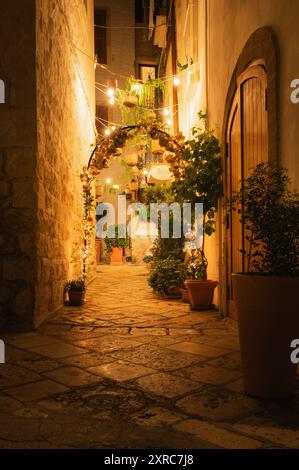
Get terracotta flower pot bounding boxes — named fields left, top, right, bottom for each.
left=110, top=247, right=123, bottom=264
left=184, top=279, right=218, bottom=310
left=232, top=273, right=299, bottom=398
left=68, top=290, right=85, bottom=306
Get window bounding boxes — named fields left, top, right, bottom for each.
left=139, top=65, right=156, bottom=81
left=0, top=80, right=5, bottom=104
left=96, top=105, right=108, bottom=135
left=94, top=9, right=107, bottom=64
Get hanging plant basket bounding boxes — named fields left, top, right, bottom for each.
left=125, top=152, right=138, bottom=166
left=123, top=94, right=138, bottom=108
left=151, top=139, right=164, bottom=155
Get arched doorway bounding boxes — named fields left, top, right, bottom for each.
left=223, top=28, right=279, bottom=319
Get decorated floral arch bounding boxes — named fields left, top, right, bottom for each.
left=79, top=117, right=185, bottom=280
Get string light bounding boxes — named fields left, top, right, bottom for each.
left=163, top=108, right=170, bottom=116
left=132, top=83, right=142, bottom=92
left=104, top=129, right=111, bottom=136
left=107, top=87, right=115, bottom=97
left=108, top=96, right=115, bottom=105
left=166, top=119, right=172, bottom=126
left=173, top=76, right=181, bottom=87
left=106, top=178, right=111, bottom=184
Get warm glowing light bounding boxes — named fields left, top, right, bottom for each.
left=163, top=108, right=170, bottom=116
left=108, top=96, right=115, bottom=105
left=111, top=126, right=116, bottom=131
left=166, top=119, right=172, bottom=126
left=143, top=169, right=148, bottom=175
left=104, top=129, right=111, bottom=136
left=132, top=83, right=141, bottom=92
left=173, top=76, right=180, bottom=86
left=106, top=178, right=111, bottom=184
left=107, top=87, right=115, bottom=97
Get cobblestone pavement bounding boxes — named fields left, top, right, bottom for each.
left=1, top=265, right=299, bottom=449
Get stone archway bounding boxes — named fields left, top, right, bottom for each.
left=79, top=118, right=185, bottom=278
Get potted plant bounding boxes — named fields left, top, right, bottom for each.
left=65, top=279, right=85, bottom=306
left=230, top=162, right=299, bottom=398
left=184, top=249, right=218, bottom=309
left=148, top=258, right=190, bottom=298
left=170, top=112, right=223, bottom=309
left=104, top=224, right=130, bottom=264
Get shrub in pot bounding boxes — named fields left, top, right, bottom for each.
left=185, top=249, right=218, bottom=309
left=104, top=224, right=129, bottom=264
left=230, top=162, right=299, bottom=398
left=65, top=279, right=85, bottom=306
left=148, top=258, right=190, bottom=298
left=170, top=112, right=223, bottom=309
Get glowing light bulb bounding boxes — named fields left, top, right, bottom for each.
left=111, top=126, right=116, bottom=131
left=107, top=87, right=115, bottom=97
left=104, top=129, right=111, bottom=136
left=143, top=169, right=148, bottom=175
left=106, top=178, right=111, bottom=184
left=163, top=108, right=170, bottom=116
left=173, top=76, right=180, bottom=86
left=132, top=83, right=141, bottom=92
left=108, top=96, right=115, bottom=105
left=166, top=119, right=172, bottom=126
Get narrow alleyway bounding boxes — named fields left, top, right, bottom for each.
left=0, top=266, right=299, bottom=448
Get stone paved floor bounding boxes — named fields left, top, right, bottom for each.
left=1, top=265, right=299, bottom=449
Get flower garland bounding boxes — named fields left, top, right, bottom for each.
left=79, top=117, right=185, bottom=280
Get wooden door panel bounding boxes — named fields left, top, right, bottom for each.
left=226, top=64, right=268, bottom=317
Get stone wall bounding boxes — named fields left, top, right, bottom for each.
left=0, top=0, right=37, bottom=331
left=207, top=0, right=299, bottom=189
left=35, top=0, right=95, bottom=326
left=0, top=0, right=95, bottom=331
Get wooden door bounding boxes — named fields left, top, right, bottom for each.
left=226, top=65, right=268, bottom=318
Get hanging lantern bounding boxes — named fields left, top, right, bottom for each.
left=123, top=142, right=138, bottom=166
left=125, top=151, right=138, bottom=166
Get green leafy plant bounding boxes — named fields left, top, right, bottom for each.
left=188, top=250, right=208, bottom=280
left=144, top=237, right=185, bottom=264
left=148, top=258, right=190, bottom=296
left=65, top=279, right=85, bottom=292
left=104, top=224, right=130, bottom=254
left=117, top=77, right=165, bottom=125
left=143, top=184, right=174, bottom=205
left=229, top=162, right=299, bottom=275
left=170, top=112, right=223, bottom=280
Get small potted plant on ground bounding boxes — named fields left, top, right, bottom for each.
left=170, top=112, right=223, bottom=309
left=230, top=162, right=299, bottom=398
left=104, top=224, right=130, bottom=264
left=148, top=258, right=190, bottom=298
left=185, top=249, right=218, bottom=309
left=65, top=279, right=85, bottom=306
